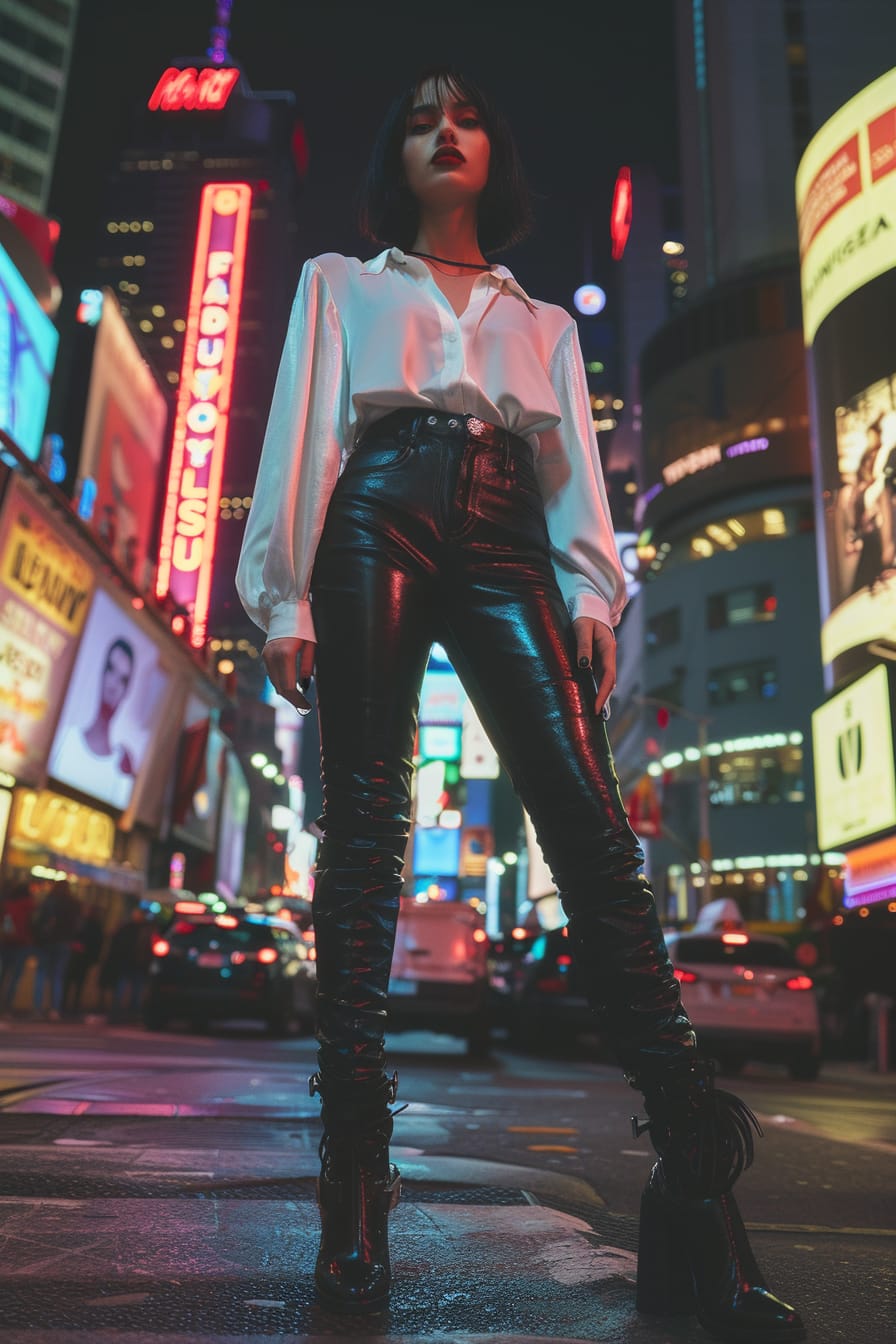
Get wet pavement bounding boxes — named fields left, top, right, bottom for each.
left=0, top=1027, right=892, bottom=1342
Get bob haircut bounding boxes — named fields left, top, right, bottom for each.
left=358, top=67, right=533, bottom=254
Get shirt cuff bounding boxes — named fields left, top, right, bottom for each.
left=265, top=599, right=317, bottom=644
left=567, top=591, right=616, bottom=632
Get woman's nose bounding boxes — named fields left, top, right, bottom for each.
left=436, top=120, right=457, bottom=143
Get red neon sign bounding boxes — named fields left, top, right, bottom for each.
left=610, top=167, right=633, bottom=260
left=148, top=66, right=239, bottom=112
left=156, top=182, right=251, bottom=648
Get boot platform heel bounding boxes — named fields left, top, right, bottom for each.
left=636, top=1171, right=695, bottom=1316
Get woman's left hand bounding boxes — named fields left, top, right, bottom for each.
left=572, top=617, right=616, bottom=717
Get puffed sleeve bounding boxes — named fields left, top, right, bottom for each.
left=534, top=320, right=628, bottom=630
left=236, top=258, right=348, bottom=643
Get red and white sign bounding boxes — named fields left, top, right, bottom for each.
left=156, top=183, right=251, bottom=647
left=148, top=66, right=240, bottom=113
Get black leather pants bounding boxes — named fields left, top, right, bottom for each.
left=308, top=410, right=695, bottom=1088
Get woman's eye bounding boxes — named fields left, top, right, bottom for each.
left=460, top=117, right=481, bottom=128
left=409, top=122, right=432, bottom=135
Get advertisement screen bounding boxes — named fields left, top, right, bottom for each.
left=47, top=587, right=171, bottom=811
left=816, top=368, right=896, bottom=671
left=0, top=241, right=59, bottom=461
left=170, top=692, right=225, bottom=851
left=0, top=478, right=94, bottom=783
left=413, top=824, right=461, bottom=878
left=216, top=749, right=249, bottom=899
left=797, top=68, right=896, bottom=345
left=419, top=668, right=465, bottom=725
left=78, top=290, right=168, bottom=588
left=418, top=724, right=461, bottom=761
left=812, top=663, right=896, bottom=850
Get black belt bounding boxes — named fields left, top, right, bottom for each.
left=359, top=407, right=529, bottom=459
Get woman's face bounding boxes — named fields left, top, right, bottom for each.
left=401, top=78, right=490, bottom=211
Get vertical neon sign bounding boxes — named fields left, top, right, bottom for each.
left=156, top=182, right=251, bottom=648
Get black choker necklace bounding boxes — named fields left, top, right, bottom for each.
left=407, top=250, right=492, bottom=270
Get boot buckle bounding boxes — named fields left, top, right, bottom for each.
left=631, top=1113, right=651, bottom=1140
left=309, top=1071, right=322, bottom=1098
left=386, top=1070, right=399, bottom=1103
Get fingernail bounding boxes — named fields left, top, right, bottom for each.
left=578, top=656, right=591, bottom=668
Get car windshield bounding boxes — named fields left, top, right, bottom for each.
left=672, top=936, right=797, bottom=969
left=165, top=920, right=274, bottom=950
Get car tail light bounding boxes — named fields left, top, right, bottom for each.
left=722, top=932, right=749, bottom=945
left=785, top=975, right=814, bottom=991
left=673, top=967, right=699, bottom=983
left=257, top=947, right=278, bottom=964
left=556, top=954, right=572, bottom=967
left=152, top=939, right=170, bottom=957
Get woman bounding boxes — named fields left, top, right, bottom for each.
left=237, top=68, right=803, bottom=1338
left=836, top=427, right=894, bottom=597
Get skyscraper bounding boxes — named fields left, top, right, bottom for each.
left=0, top=0, right=79, bottom=212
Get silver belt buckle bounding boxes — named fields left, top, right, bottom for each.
left=466, top=416, right=487, bottom=440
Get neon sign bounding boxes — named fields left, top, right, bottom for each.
left=610, top=167, right=633, bottom=260
left=148, top=66, right=239, bottom=113
left=156, top=183, right=251, bottom=648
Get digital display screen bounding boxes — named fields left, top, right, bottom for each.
left=47, top=587, right=171, bottom=811
left=413, top=824, right=461, bottom=878
left=419, top=723, right=461, bottom=760
left=0, top=241, right=59, bottom=461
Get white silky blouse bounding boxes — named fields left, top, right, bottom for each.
left=236, top=247, right=627, bottom=643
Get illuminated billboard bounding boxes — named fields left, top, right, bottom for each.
left=0, top=240, right=59, bottom=461
left=48, top=587, right=172, bottom=812
left=156, top=182, right=251, bottom=647
left=818, top=370, right=896, bottom=669
left=797, top=67, right=896, bottom=346
left=812, top=663, right=896, bottom=851
left=78, top=289, right=168, bottom=588
left=0, top=477, right=94, bottom=783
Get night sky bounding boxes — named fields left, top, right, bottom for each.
left=49, top=0, right=679, bottom=320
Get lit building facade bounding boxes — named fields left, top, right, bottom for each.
left=0, top=0, right=78, bottom=212
left=634, top=263, right=824, bottom=921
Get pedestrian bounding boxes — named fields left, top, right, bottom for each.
left=32, top=879, right=82, bottom=1020
left=102, top=907, right=153, bottom=1022
left=236, top=67, right=804, bottom=1337
left=0, top=879, right=36, bottom=1013
left=63, top=903, right=106, bottom=1015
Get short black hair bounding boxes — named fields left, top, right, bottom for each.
left=358, top=67, right=533, bottom=255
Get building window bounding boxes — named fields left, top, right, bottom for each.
left=709, top=745, right=804, bottom=806
left=707, top=659, right=778, bottom=706
left=646, top=607, right=681, bottom=650
left=0, top=14, right=65, bottom=65
left=648, top=669, right=685, bottom=709
left=707, top=583, right=776, bottom=630
left=645, top=501, right=814, bottom=579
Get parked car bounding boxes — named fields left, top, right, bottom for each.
left=663, top=928, right=822, bottom=1080
left=388, top=897, right=490, bottom=1057
left=510, top=926, right=596, bottom=1052
left=143, top=902, right=316, bottom=1035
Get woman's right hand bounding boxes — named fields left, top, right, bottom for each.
left=262, top=637, right=316, bottom=715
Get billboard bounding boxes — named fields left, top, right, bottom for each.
left=812, top=663, right=896, bottom=851
left=77, top=289, right=168, bottom=588
left=216, top=749, right=249, bottom=900
left=0, top=477, right=94, bottom=783
left=0, top=240, right=59, bottom=461
left=818, top=370, right=896, bottom=668
left=797, top=68, right=896, bottom=346
left=156, top=182, right=251, bottom=647
left=170, top=692, right=225, bottom=851
left=47, top=587, right=172, bottom=811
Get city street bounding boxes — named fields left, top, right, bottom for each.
left=0, top=1020, right=892, bottom=1343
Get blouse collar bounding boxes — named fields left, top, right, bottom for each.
left=363, top=246, right=537, bottom=309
